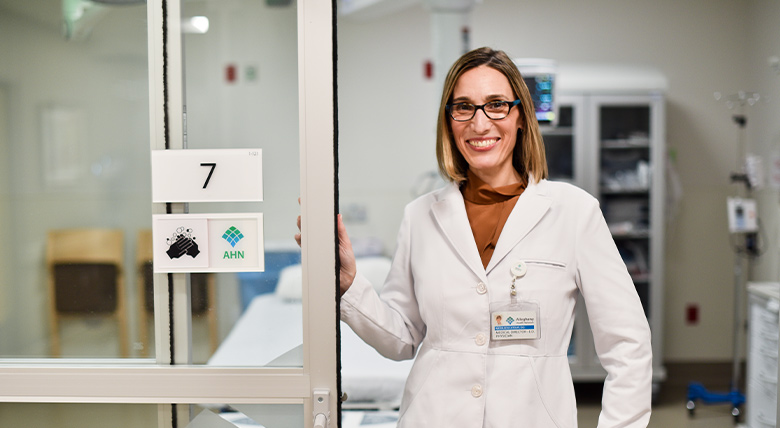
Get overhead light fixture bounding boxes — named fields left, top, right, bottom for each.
left=91, top=0, right=145, bottom=4
left=62, top=0, right=144, bottom=41
left=63, top=0, right=107, bottom=41
left=182, top=16, right=209, bottom=34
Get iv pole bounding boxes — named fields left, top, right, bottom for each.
left=686, top=91, right=762, bottom=424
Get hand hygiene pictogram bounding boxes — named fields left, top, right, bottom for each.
left=165, top=227, right=200, bottom=259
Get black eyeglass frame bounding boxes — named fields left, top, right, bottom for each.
left=445, top=99, right=522, bottom=122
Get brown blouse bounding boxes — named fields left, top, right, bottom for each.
left=462, top=170, right=527, bottom=269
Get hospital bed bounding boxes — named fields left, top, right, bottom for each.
left=208, top=256, right=414, bottom=411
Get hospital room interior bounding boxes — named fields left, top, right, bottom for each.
left=3, top=0, right=780, bottom=427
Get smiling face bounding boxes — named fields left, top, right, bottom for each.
left=449, top=65, right=524, bottom=187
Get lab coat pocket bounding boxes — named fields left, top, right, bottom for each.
left=493, top=259, right=570, bottom=356
left=398, top=347, right=440, bottom=420
left=529, top=357, right=577, bottom=428
left=487, top=261, right=563, bottom=357
left=524, top=259, right=567, bottom=270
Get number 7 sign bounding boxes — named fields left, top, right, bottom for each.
left=151, top=149, right=263, bottom=203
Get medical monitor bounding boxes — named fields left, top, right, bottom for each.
left=514, top=58, right=558, bottom=127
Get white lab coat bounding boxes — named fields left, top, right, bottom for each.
left=340, top=178, right=652, bottom=428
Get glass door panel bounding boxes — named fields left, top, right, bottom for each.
left=146, top=0, right=338, bottom=421
left=0, top=0, right=150, bottom=358
left=187, top=404, right=304, bottom=428
left=0, top=403, right=157, bottom=427
left=0, top=403, right=308, bottom=428
left=0, top=1, right=337, bottom=426
left=167, top=0, right=303, bottom=367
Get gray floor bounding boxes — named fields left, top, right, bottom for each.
left=0, top=393, right=752, bottom=428
left=576, top=362, right=748, bottom=427
left=579, top=405, right=743, bottom=428
left=577, top=386, right=743, bottom=427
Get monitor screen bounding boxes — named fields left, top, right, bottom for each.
left=514, top=58, right=557, bottom=127
left=523, top=74, right=555, bottom=125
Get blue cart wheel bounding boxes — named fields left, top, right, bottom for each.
left=731, top=406, right=740, bottom=423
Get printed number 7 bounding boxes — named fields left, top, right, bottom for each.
left=200, top=163, right=216, bottom=189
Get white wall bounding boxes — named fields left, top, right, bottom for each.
left=337, top=6, right=439, bottom=251
left=745, top=5, right=780, bottom=392
left=747, top=1, right=780, bottom=285
left=335, top=0, right=777, bottom=362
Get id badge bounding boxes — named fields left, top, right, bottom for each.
left=490, top=300, right=541, bottom=341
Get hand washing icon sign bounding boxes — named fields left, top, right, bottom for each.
left=165, top=227, right=200, bottom=259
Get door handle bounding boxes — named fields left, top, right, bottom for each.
left=313, top=388, right=330, bottom=428
left=313, top=413, right=327, bottom=428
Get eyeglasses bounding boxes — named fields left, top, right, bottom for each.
left=445, top=99, right=522, bottom=122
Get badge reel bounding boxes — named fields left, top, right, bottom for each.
left=490, top=261, right=541, bottom=342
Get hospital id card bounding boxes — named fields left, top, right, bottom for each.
left=490, top=301, right=541, bottom=341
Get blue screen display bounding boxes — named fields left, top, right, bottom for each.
left=523, top=74, right=555, bottom=124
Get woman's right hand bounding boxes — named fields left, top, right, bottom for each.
left=295, top=199, right=356, bottom=296
left=336, top=214, right=357, bottom=295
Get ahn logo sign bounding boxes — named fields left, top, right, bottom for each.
left=222, top=226, right=245, bottom=259
left=152, top=213, right=264, bottom=273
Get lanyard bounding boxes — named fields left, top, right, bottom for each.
left=491, top=260, right=540, bottom=341
left=510, top=260, right=527, bottom=303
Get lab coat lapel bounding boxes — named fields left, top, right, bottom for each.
left=431, top=183, right=487, bottom=282
left=486, top=179, right=552, bottom=274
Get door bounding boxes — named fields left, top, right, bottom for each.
left=0, top=0, right=339, bottom=427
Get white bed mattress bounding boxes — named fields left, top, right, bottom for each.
left=208, top=260, right=414, bottom=409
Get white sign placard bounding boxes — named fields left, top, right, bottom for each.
left=151, top=149, right=263, bottom=203
left=153, top=213, right=264, bottom=273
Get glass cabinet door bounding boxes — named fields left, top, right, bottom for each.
left=590, top=94, right=666, bottom=388
left=540, top=95, right=590, bottom=193
left=597, top=103, right=654, bottom=316
left=542, top=105, right=576, bottom=182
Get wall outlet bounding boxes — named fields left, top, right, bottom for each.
left=686, top=303, right=699, bottom=325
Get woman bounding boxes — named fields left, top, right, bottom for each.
left=299, top=47, right=652, bottom=427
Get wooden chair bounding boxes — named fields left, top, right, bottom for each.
left=46, top=229, right=128, bottom=357
left=137, top=230, right=218, bottom=357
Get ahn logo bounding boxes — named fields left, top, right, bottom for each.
left=222, top=226, right=245, bottom=259
left=222, top=226, right=244, bottom=247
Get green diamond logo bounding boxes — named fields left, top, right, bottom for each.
left=222, top=226, right=244, bottom=248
